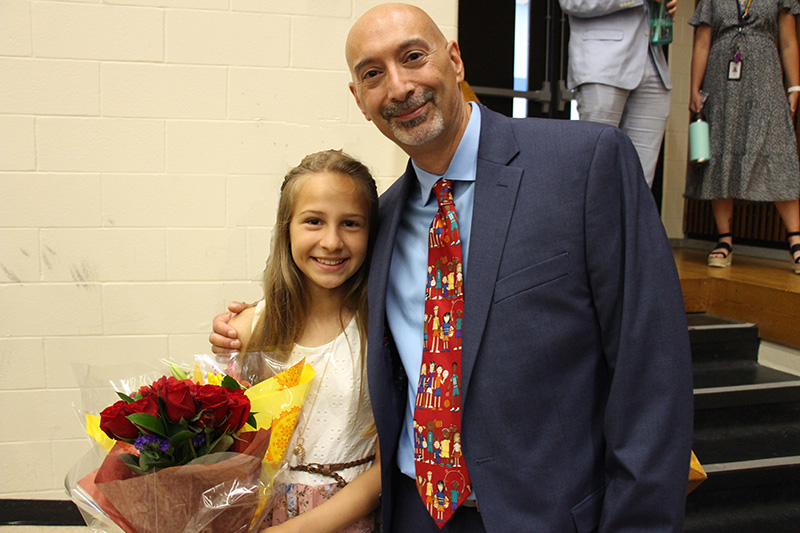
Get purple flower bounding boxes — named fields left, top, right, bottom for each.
left=192, top=434, right=206, bottom=448
left=134, top=434, right=170, bottom=453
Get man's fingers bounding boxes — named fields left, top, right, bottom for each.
left=227, top=300, right=252, bottom=314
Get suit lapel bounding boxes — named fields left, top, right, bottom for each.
left=367, top=162, right=414, bottom=436
left=460, top=108, right=523, bottom=401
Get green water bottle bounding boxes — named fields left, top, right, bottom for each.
left=649, top=0, right=673, bottom=46
left=689, top=113, right=710, bottom=165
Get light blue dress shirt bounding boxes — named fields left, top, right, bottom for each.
left=385, top=102, right=481, bottom=480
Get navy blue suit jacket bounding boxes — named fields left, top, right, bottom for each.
left=367, top=106, right=693, bottom=532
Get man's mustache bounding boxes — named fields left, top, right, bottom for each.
left=381, top=90, right=435, bottom=121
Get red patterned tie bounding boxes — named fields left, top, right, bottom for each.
left=413, top=179, right=470, bottom=527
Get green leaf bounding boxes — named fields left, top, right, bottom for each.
left=119, top=453, right=146, bottom=476
left=116, top=391, right=135, bottom=404
left=246, top=413, right=257, bottom=429
left=221, top=375, right=241, bottom=390
left=169, top=430, right=196, bottom=447
left=127, top=413, right=167, bottom=437
left=208, top=433, right=234, bottom=454
left=169, top=363, right=188, bottom=381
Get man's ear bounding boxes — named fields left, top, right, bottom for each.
left=446, top=40, right=466, bottom=83
left=349, top=82, right=371, bottom=121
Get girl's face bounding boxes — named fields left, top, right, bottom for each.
left=289, top=171, right=370, bottom=298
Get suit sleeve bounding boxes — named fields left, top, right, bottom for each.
left=559, top=0, right=644, bottom=18
left=583, top=127, right=693, bottom=531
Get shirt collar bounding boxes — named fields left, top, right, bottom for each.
left=413, top=102, right=481, bottom=205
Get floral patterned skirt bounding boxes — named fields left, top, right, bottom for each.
left=262, top=482, right=377, bottom=532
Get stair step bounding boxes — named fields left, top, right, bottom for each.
left=693, top=402, right=800, bottom=463
left=685, top=458, right=800, bottom=532
left=693, top=359, right=800, bottom=391
left=688, top=313, right=760, bottom=364
left=694, top=376, right=800, bottom=409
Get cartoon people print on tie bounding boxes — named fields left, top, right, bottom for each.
left=450, top=481, right=460, bottom=511
left=440, top=427, right=451, bottom=466
left=451, top=362, right=461, bottom=412
left=455, top=309, right=463, bottom=350
left=434, top=259, right=444, bottom=299
left=446, top=261, right=456, bottom=299
left=424, top=361, right=436, bottom=409
left=415, top=361, right=427, bottom=408
left=433, top=365, right=444, bottom=410
left=415, top=179, right=472, bottom=525
left=446, top=204, right=460, bottom=245
left=430, top=306, right=441, bottom=353
left=424, top=471, right=434, bottom=515
left=426, top=267, right=435, bottom=300
left=441, top=312, right=453, bottom=352
left=434, top=480, right=450, bottom=524
left=452, top=431, right=462, bottom=467
left=442, top=367, right=451, bottom=411
left=414, top=421, right=425, bottom=460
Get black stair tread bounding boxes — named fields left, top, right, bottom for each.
left=688, top=313, right=761, bottom=363
left=692, top=360, right=800, bottom=389
left=685, top=500, right=800, bottom=533
left=685, top=465, right=800, bottom=532
left=686, top=313, right=753, bottom=328
left=693, top=402, right=800, bottom=463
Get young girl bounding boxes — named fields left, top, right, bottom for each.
left=227, top=150, right=380, bottom=532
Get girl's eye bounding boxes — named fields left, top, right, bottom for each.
left=306, top=218, right=321, bottom=225
left=343, top=220, right=360, bottom=228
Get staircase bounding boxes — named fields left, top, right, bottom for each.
left=685, top=313, right=800, bottom=532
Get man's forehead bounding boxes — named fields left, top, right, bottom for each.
left=346, top=6, right=443, bottom=64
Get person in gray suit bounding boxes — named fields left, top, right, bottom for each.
left=560, top=0, right=677, bottom=188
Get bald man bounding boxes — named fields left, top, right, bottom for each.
left=213, top=4, right=693, bottom=531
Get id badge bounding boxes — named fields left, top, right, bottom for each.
left=728, top=60, right=742, bottom=80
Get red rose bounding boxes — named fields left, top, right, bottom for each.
left=126, top=393, right=159, bottom=418
left=139, top=375, right=169, bottom=398
left=220, top=391, right=251, bottom=433
left=195, top=385, right=230, bottom=428
left=159, top=378, right=197, bottom=423
left=100, top=399, right=139, bottom=441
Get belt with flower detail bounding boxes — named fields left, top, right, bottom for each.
left=290, top=454, right=376, bottom=487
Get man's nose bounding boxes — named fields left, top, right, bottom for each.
left=385, top=65, right=415, bottom=102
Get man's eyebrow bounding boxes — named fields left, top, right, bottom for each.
left=353, top=38, right=430, bottom=75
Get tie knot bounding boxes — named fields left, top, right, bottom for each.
left=433, top=179, right=455, bottom=207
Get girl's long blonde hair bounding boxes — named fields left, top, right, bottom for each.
left=240, top=150, right=378, bottom=385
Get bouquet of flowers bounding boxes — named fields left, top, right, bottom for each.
left=67, top=355, right=316, bottom=533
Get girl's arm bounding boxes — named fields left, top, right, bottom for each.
left=264, top=443, right=382, bottom=533
left=778, top=9, right=800, bottom=116
left=689, top=24, right=712, bottom=114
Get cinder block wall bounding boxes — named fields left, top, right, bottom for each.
left=0, top=0, right=457, bottom=499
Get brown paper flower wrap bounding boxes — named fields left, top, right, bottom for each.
left=77, top=428, right=270, bottom=533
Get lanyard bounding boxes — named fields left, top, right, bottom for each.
left=736, top=0, right=754, bottom=27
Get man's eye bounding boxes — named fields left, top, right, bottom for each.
left=407, top=52, right=424, bottom=62
left=363, top=69, right=379, bottom=80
